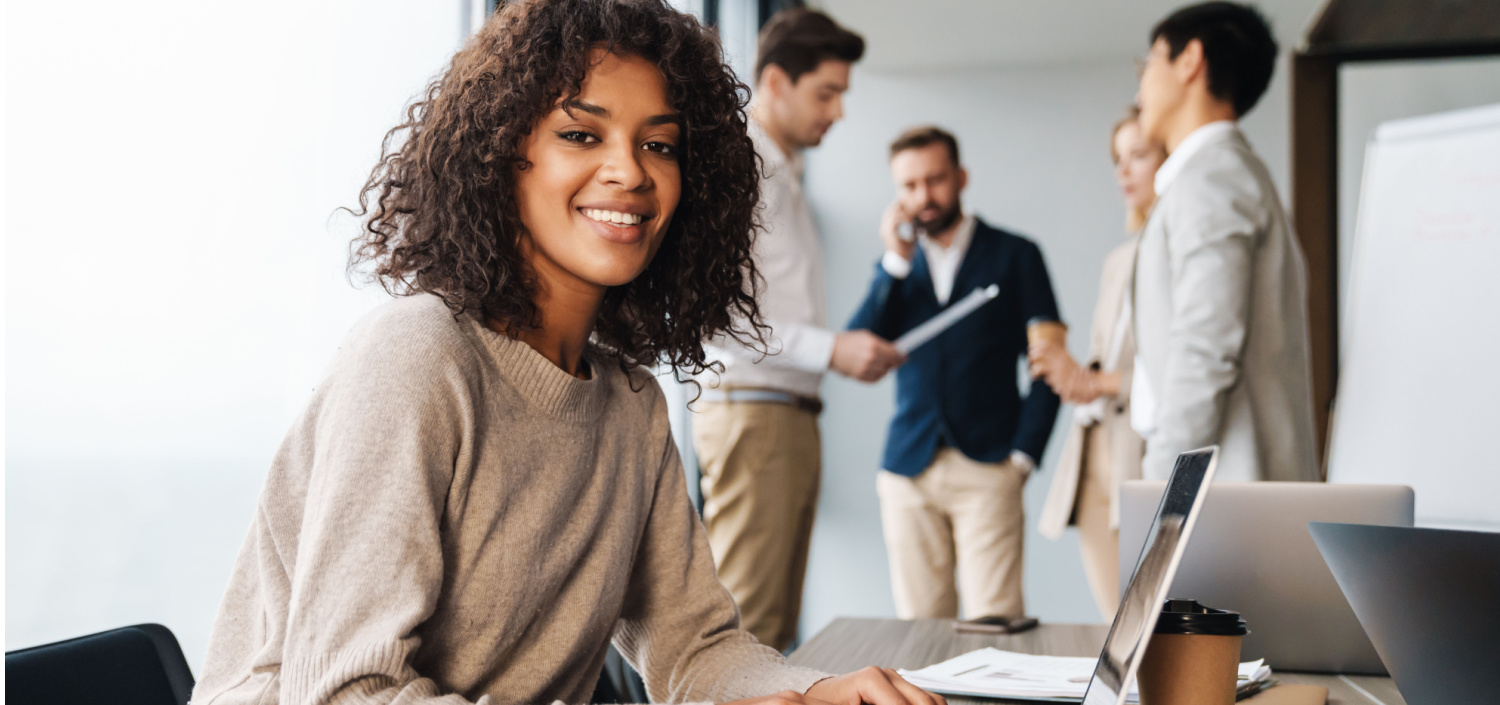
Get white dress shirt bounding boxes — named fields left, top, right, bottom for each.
left=1130, top=119, right=1236, bottom=440
left=699, top=120, right=834, bottom=398
left=879, top=212, right=976, bottom=305
left=879, top=212, right=1035, bottom=472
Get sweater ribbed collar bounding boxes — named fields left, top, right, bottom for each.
left=462, top=315, right=615, bottom=424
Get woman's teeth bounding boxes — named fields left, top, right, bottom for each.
left=582, top=208, right=644, bottom=226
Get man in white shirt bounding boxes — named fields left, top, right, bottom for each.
left=691, top=9, right=902, bottom=652
left=1130, top=1, right=1319, bottom=482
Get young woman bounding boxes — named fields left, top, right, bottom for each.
left=191, top=3, right=945, bottom=705
left=1032, top=108, right=1166, bottom=621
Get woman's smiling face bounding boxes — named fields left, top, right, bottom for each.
left=515, top=49, right=682, bottom=295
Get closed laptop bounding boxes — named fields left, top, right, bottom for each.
left=1119, top=481, right=1412, bottom=674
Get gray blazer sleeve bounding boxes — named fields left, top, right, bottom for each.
left=1140, top=162, right=1266, bottom=478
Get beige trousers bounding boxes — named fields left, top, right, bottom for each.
left=1075, top=427, right=1121, bottom=620
left=876, top=448, right=1029, bottom=619
left=691, top=400, right=820, bottom=652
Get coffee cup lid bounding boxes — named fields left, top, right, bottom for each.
left=1153, top=598, right=1249, bottom=636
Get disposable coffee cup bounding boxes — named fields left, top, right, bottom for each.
left=1026, top=319, right=1067, bottom=350
left=1136, top=599, right=1248, bottom=705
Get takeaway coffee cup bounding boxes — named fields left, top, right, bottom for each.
left=1026, top=318, right=1067, bottom=350
left=1136, top=599, right=1248, bottom=705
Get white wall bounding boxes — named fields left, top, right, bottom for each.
left=795, top=55, right=1296, bottom=636
left=6, top=0, right=470, bottom=667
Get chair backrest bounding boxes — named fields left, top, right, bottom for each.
left=6, top=623, right=195, bottom=705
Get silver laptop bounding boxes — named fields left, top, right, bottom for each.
left=1119, top=481, right=1413, bottom=674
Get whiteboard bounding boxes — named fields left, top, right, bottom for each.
left=1327, top=103, right=1500, bottom=528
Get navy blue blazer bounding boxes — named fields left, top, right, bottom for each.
left=847, top=218, right=1062, bottom=477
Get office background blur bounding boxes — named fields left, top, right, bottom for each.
left=6, top=0, right=1499, bottom=669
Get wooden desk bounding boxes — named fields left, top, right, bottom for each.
left=787, top=618, right=1405, bottom=705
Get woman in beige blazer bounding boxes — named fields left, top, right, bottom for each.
left=1032, top=109, right=1164, bottom=620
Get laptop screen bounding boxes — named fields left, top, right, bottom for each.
left=1080, top=447, right=1219, bottom=705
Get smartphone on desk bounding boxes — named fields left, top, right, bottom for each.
left=953, top=615, right=1039, bottom=635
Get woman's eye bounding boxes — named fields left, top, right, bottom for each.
left=558, top=130, right=598, bottom=144
left=644, top=141, right=678, bottom=158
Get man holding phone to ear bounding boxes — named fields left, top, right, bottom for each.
left=849, top=126, right=1062, bottom=621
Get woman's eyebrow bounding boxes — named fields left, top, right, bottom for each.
left=646, top=113, right=684, bottom=127
left=562, top=98, right=609, bottom=117
left=561, top=100, right=680, bottom=128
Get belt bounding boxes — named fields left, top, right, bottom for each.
left=699, top=388, right=824, bottom=415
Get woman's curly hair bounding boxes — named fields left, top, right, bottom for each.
left=350, top=0, right=766, bottom=379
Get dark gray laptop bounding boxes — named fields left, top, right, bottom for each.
left=1310, top=522, right=1500, bottom=705
left=1120, top=481, right=1412, bottom=674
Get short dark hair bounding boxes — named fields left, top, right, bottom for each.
left=755, top=8, right=864, bottom=83
left=1151, top=1, right=1277, bottom=117
left=889, top=126, right=960, bottom=167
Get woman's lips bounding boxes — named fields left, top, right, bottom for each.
left=579, top=208, right=648, bottom=244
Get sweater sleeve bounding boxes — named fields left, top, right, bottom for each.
left=613, top=429, right=830, bottom=703
left=278, top=315, right=484, bottom=705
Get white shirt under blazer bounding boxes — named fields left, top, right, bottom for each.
left=1132, top=122, right=1320, bottom=482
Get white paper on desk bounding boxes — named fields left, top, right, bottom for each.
left=899, top=647, right=1270, bottom=703
left=899, top=647, right=1106, bottom=701
left=893, top=284, right=1000, bottom=355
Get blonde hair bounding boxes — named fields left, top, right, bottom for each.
left=1111, top=106, right=1160, bottom=232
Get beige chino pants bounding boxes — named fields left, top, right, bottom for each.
left=876, top=447, right=1029, bottom=619
left=691, top=400, right=820, bottom=652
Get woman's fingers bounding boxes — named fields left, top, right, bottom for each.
left=882, top=668, right=945, bottom=705
left=858, top=667, right=913, bottom=705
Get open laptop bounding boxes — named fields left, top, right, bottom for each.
left=1119, top=481, right=1413, bottom=674
left=1310, top=522, right=1500, bottom=705
left=1079, top=447, right=1218, bottom=705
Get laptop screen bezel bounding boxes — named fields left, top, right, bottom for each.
left=1079, top=446, right=1219, bottom=705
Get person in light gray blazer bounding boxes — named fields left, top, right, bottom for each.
left=1130, top=2, right=1319, bottom=482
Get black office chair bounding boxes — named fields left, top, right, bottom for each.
left=5, top=623, right=195, bottom=705
left=593, top=645, right=649, bottom=704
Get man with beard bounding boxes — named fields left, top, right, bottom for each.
left=848, top=126, right=1062, bottom=620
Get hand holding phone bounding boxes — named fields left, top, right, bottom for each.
left=880, top=200, right=919, bottom=261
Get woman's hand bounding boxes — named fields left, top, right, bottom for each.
left=803, top=667, right=948, bottom=705
left=723, top=690, right=836, bottom=705
left=1028, top=344, right=1102, bottom=405
left=1027, top=343, right=1080, bottom=384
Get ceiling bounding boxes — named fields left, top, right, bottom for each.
left=812, top=0, right=1327, bottom=71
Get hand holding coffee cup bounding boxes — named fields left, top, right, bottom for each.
left=1025, top=319, right=1070, bottom=379
left=1025, top=319, right=1068, bottom=351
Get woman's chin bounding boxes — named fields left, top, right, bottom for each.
left=576, top=259, right=653, bottom=289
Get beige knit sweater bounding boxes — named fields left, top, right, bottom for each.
left=191, top=295, right=828, bottom=705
